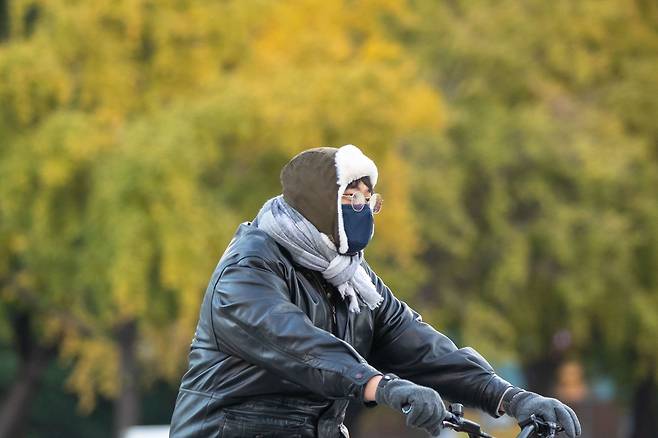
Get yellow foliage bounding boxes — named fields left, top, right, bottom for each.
left=2, top=0, right=656, bottom=417
left=58, top=328, right=119, bottom=412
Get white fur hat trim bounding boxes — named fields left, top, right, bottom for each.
left=334, top=144, right=378, bottom=254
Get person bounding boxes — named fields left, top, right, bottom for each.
left=169, top=144, right=581, bottom=438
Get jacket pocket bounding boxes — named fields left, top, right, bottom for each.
left=219, top=409, right=313, bottom=438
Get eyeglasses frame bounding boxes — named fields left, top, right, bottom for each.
left=341, top=192, right=383, bottom=214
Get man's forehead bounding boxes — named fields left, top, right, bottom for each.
left=344, top=182, right=372, bottom=193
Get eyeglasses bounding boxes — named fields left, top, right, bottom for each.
left=341, top=192, right=383, bottom=214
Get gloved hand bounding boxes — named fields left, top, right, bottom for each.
left=375, top=374, right=446, bottom=436
left=507, top=390, right=582, bottom=438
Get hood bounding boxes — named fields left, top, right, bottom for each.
left=280, top=144, right=378, bottom=254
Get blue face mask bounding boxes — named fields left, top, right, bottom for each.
left=341, top=204, right=374, bottom=255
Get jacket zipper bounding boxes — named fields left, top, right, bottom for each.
left=322, top=283, right=337, bottom=335
left=330, top=298, right=337, bottom=335
left=311, top=271, right=338, bottom=335
left=319, top=272, right=338, bottom=336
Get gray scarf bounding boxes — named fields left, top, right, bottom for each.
left=255, top=195, right=383, bottom=313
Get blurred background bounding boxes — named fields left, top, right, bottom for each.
left=1, top=0, right=657, bottom=437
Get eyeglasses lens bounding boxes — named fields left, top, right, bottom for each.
left=348, top=192, right=383, bottom=214
left=351, top=192, right=366, bottom=212
left=370, top=193, right=383, bottom=214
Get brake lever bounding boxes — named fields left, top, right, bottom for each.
left=518, top=414, right=565, bottom=438
left=442, top=404, right=494, bottom=438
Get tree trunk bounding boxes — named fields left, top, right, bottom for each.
left=630, top=373, right=658, bottom=438
left=0, top=0, right=8, bottom=41
left=522, top=354, right=562, bottom=396
left=114, top=320, right=141, bottom=438
left=0, top=310, right=55, bottom=438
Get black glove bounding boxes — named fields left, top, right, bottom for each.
left=506, top=390, right=582, bottom=438
left=375, top=374, right=446, bottom=436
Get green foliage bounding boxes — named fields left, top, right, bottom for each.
left=0, top=0, right=656, bottom=424
left=402, top=0, right=658, bottom=387
left=0, top=0, right=440, bottom=413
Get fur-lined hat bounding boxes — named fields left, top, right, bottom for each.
left=280, top=144, right=378, bottom=254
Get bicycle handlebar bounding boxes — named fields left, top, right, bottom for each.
left=440, top=404, right=563, bottom=438
left=441, top=404, right=493, bottom=438
left=516, top=424, right=536, bottom=438
left=516, top=414, right=564, bottom=438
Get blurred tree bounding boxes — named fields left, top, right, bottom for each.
left=0, top=0, right=441, bottom=436
left=399, top=1, right=658, bottom=436
left=2, top=0, right=657, bottom=437
left=0, top=111, right=109, bottom=437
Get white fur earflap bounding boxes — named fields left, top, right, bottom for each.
left=334, top=144, right=378, bottom=254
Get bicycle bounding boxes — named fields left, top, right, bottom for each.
left=441, top=403, right=565, bottom=438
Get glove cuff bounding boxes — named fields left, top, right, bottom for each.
left=507, top=389, right=537, bottom=418
left=374, top=373, right=399, bottom=405
left=502, top=387, right=526, bottom=415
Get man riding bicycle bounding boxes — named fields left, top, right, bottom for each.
left=170, top=145, right=581, bottom=437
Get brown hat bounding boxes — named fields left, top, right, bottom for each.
left=280, top=144, right=378, bottom=254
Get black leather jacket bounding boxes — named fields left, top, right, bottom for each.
left=170, top=221, right=512, bottom=437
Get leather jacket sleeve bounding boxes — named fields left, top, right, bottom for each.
left=362, top=260, right=512, bottom=417
left=211, top=255, right=381, bottom=401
